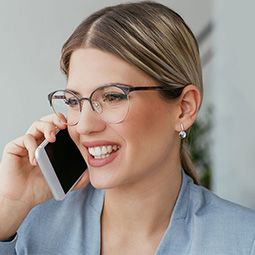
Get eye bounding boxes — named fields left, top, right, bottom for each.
left=64, top=97, right=79, bottom=107
left=102, top=93, right=127, bottom=103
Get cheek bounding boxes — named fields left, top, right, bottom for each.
left=119, top=99, right=176, bottom=149
left=113, top=99, right=178, bottom=183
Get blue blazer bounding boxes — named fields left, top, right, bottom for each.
left=1, top=171, right=255, bottom=254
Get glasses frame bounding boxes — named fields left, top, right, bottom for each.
left=48, top=83, right=183, bottom=125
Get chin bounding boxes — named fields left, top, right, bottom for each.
left=89, top=180, right=116, bottom=190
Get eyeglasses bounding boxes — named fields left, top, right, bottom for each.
left=48, top=83, right=183, bottom=125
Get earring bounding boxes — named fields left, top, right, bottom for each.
left=179, top=123, right=187, bottom=139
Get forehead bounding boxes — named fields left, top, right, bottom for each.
left=67, top=48, right=155, bottom=92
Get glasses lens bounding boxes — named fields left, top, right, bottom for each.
left=51, top=90, right=80, bottom=126
left=92, top=85, right=130, bottom=123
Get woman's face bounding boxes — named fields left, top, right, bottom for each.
left=67, top=48, right=181, bottom=189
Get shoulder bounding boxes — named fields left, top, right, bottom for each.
left=187, top=182, right=255, bottom=254
left=16, top=185, right=104, bottom=254
left=23, top=184, right=104, bottom=224
left=189, top=183, right=255, bottom=226
left=26, top=183, right=103, bottom=219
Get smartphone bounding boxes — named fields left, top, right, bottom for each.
left=35, top=129, right=87, bottom=200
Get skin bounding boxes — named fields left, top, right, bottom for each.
left=67, top=48, right=181, bottom=190
left=67, top=48, right=201, bottom=254
left=0, top=47, right=201, bottom=255
left=0, top=115, right=89, bottom=240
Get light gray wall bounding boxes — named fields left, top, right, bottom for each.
left=4, top=0, right=254, bottom=210
left=212, top=0, right=255, bottom=209
left=0, top=0, right=212, bottom=154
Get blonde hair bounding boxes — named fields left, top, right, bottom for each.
left=60, top=1, right=203, bottom=184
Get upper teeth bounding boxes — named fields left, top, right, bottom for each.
left=88, top=145, right=119, bottom=158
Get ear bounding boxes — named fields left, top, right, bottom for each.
left=175, top=84, right=201, bottom=132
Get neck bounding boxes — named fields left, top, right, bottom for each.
left=101, top=165, right=182, bottom=238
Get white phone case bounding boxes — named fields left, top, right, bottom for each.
left=35, top=138, right=85, bottom=200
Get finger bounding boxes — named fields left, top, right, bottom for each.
left=4, top=134, right=38, bottom=166
left=27, top=121, right=57, bottom=143
left=4, top=138, right=28, bottom=158
left=73, top=170, right=90, bottom=190
left=26, top=116, right=67, bottom=143
left=27, top=113, right=66, bottom=132
left=40, top=113, right=67, bottom=141
left=40, top=113, right=67, bottom=127
left=23, top=134, right=39, bottom=166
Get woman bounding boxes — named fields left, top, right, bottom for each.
left=0, top=1, right=255, bottom=254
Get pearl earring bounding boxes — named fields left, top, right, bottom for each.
left=179, top=123, right=186, bottom=139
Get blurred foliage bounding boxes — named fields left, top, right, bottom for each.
left=187, top=106, right=213, bottom=189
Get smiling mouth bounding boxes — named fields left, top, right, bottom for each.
left=88, top=145, right=120, bottom=159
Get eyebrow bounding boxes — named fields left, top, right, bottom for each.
left=66, top=89, right=82, bottom=97
left=66, top=82, right=133, bottom=96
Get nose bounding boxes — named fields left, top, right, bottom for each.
left=75, top=101, right=106, bottom=135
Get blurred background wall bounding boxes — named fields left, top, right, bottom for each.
left=212, top=0, right=255, bottom=209
left=0, top=1, right=254, bottom=209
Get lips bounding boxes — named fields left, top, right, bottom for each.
left=82, top=141, right=120, bottom=167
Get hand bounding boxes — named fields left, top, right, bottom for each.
left=0, top=114, right=90, bottom=239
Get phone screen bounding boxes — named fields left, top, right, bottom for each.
left=44, top=129, right=87, bottom=193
